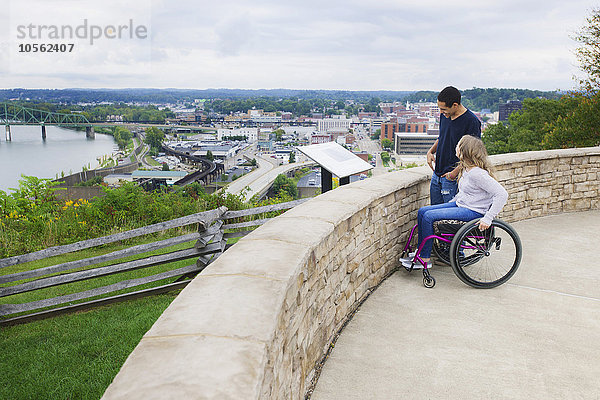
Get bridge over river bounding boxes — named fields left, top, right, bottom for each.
left=0, top=102, right=212, bottom=141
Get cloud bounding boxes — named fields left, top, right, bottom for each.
left=1, top=0, right=598, bottom=90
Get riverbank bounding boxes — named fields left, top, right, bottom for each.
left=0, top=126, right=117, bottom=193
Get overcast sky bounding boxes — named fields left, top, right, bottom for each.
left=0, top=0, right=597, bottom=91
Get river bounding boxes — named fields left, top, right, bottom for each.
left=0, top=125, right=116, bottom=193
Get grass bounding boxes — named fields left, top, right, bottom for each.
left=144, top=155, right=161, bottom=167
left=0, top=232, right=200, bottom=399
left=0, top=293, right=177, bottom=400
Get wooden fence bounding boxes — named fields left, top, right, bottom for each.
left=0, top=198, right=308, bottom=326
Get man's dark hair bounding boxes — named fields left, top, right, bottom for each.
left=437, top=86, right=461, bottom=107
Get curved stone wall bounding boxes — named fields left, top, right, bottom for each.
left=102, top=147, right=600, bottom=400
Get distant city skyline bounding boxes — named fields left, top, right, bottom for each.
left=1, top=0, right=598, bottom=91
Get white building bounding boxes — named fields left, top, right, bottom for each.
left=217, top=128, right=259, bottom=142
left=251, top=115, right=282, bottom=123
left=317, top=117, right=351, bottom=133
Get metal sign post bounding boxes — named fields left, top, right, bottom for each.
left=297, top=142, right=373, bottom=193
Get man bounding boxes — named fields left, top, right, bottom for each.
left=427, top=86, right=481, bottom=204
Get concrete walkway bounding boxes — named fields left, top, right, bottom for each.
left=311, top=211, right=600, bottom=400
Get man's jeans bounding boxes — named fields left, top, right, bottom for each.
left=417, top=202, right=483, bottom=259
left=430, top=173, right=458, bottom=205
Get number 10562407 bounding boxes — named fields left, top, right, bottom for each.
left=18, top=43, right=74, bottom=53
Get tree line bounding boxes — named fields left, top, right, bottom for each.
left=403, top=88, right=561, bottom=113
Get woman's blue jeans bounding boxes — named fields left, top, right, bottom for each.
left=417, top=202, right=483, bottom=259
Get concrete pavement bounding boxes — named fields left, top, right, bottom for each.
left=311, top=211, right=600, bottom=400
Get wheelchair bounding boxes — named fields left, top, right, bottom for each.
left=400, top=219, right=522, bottom=289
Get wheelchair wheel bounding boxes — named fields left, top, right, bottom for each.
left=449, top=219, right=522, bottom=288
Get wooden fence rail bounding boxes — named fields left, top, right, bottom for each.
left=0, top=199, right=308, bottom=326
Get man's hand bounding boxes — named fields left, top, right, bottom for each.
left=442, top=168, right=458, bottom=181
left=478, top=221, right=490, bottom=230
left=426, top=151, right=435, bottom=171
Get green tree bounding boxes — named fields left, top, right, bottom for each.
left=505, top=98, right=571, bottom=152
left=573, top=8, right=600, bottom=92
left=482, top=122, right=511, bottom=155
left=289, top=152, right=296, bottom=163
left=380, top=151, right=391, bottom=163
left=144, top=127, right=165, bottom=151
left=371, top=128, right=381, bottom=140
left=112, top=126, right=133, bottom=150
left=381, top=138, right=394, bottom=150
left=273, top=129, right=285, bottom=141
left=161, top=163, right=170, bottom=171
left=482, top=98, right=575, bottom=154
left=205, top=150, right=214, bottom=161
left=543, top=92, right=600, bottom=148
left=272, top=174, right=297, bottom=199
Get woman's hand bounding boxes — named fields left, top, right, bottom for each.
left=478, top=221, right=490, bottom=230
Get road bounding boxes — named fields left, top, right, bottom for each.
left=222, top=155, right=314, bottom=200
left=356, top=137, right=388, bottom=177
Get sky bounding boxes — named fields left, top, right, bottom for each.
left=0, top=0, right=597, bottom=92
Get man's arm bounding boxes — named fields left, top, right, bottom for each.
left=426, top=139, right=438, bottom=171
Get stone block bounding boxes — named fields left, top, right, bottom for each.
left=539, top=159, right=559, bottom=174
left=495, top=169, right=514, bottom=182
left=574, top=182, right=594, bottom=192
left=572, top=174, right=588, bottom=183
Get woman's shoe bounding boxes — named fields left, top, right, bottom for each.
left=401, top=259, right=433, bottom=270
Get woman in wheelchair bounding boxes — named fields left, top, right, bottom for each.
left=400, top=135, right=508, bottom=271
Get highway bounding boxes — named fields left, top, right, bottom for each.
left=222, top=154, right=315, bottom=201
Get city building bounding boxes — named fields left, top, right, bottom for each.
left=381, top=115, right=432, bottom=142
left=174, top=109, right=196, bottom=123
left=499, top=100, right=523, bottom=121
left=251, top=115, right=282, bottom=123
left=192, top=144, right=238, bottom=160
left=217, top=128, right=259, bottom=142
left=402, top=116, right=430, bottom=134
left=317, top=117, right=352, bottom=133
left=395, top=133, right=438, bottom=155
left=379, top=102, right=406, bottom=114
left=380, top=121, right=399, bottom=142
left=358, top=112, right=378, bottom=119
left=415, top=102, right=440, bottom=117
left=311, top=133, right=333, bottom=144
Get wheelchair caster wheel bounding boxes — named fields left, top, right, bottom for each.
left=423, top=275, right=436, bottom=288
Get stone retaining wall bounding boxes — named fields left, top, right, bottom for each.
left=102, top=147, right=600, bottom=400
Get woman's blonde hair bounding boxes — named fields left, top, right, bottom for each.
left=456, top=135, right=495, bottom=179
